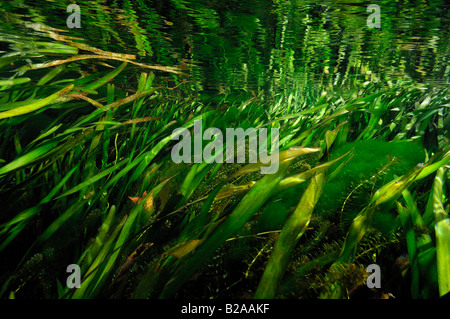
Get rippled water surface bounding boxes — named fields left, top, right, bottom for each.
left=1, top=0, right=448, bottom=96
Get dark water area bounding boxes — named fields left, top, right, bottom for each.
left=1, top=0, right=449, bottom=97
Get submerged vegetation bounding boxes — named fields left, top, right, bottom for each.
left=0, top=0, right=449, bottom=300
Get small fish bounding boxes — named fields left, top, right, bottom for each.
left=129, top=190, right=153, bottom=211
left=394, top=253, right=409, bottom=268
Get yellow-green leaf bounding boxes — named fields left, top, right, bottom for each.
left=0, top=84, right=73, bottom=119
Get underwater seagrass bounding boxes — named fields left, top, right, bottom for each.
left=256, top=140, right=426, bottom=235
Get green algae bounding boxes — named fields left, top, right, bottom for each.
left=256, top=140, right=426, bottom=235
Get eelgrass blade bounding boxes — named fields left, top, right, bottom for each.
left=85, top=180, right=169, bottom=298
left=231, top=146, right=321, bottom=178
left=275, top=149, right=351, bottom=192
left=16, top=54, right=187, bottom=75
left=397, top=202, right=421, bottom=298
left=0, top=163, right=79, bottom=233
left=82, top=205, right=118, bottom=266
left=144, top=159, right=293, bottom=298
left=0, top=84, right=73, bottom=119
left=399, top=189, right=438, bottom=298
left=55, top=158, right=128, bottom=199
left=337, top=149, right=450, bottom=265
left=81, top=62, right=127, bottom=91
left=0, top=77, right=30, bottom=87
left=254, top=171, right=326, bottom=298
left=103, top=87, right=160, bottom=111
left=0, top=139, right=60, bottom=177
left=70, top=215, right=128, bottom=299
left=432, top=167, right=450, bottom=297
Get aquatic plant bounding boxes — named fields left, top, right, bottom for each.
left=0, top=31, right=448, bottom=300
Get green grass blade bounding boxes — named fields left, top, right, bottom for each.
left=82, top=62, right=127, bottom=91
left=0, top=140, right=60, bottom=177
left=154, top=159, right=293, bottom=298
left=432, top=167, right=450, bottom=297
left=0, top=77, right=31, bottom=87
left=0, top=84, right=73, bottom=119
left=397, top=201, right=420, bottom=298
left=254, top=171, right=326, bottom=298
left=71, top=215, right=128, bottom=299
left=56, top=158, right=128, bottom=199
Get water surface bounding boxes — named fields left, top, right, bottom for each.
left=1, top=0, right=449, bottom=96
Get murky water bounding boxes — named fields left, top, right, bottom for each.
left=1, top=0, right=449, bottom=96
